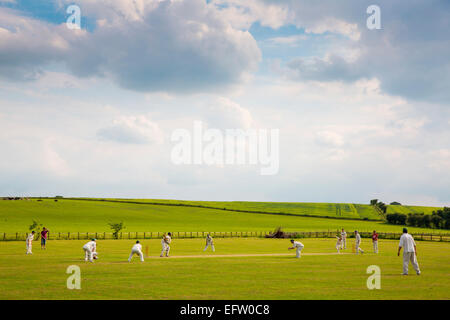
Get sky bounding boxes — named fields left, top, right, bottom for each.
left=0, top=0, right=449, bottom=206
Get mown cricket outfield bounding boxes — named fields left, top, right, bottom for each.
left=0, top=238, right=449, bottom=300
left=0, top=199, right=449, bottom=300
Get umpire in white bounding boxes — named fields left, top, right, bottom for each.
left=398, top=228, right=421, bottom=275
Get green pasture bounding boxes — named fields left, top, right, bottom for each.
left=102, top=198, right=383, bottom=220
left=0, top=199, right=447, bottom=234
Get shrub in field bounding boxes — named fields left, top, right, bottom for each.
left=432, top=207, right=450, bottom=229
left=29, top=219, right=43, bottom=233
left=108, top=221, right=125, bottom=239
left=386, top=213, right=407, bottom=225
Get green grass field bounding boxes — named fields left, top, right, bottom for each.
left=93, top=198, right=384, bottom=220
left=0, top=238, right=449, bottom=299
left=0, top=199, right=446, bottom=234
left=387, top=205, right=441, bottom=215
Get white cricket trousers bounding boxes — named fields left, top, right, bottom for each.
left=161, top=244, right=170, bottom=256
left=373, top=241, right=378, bottom=253
left=356, top=243, right=364, bottom=254
left=26, top=240, right=32, bottom=254
left=341, top=238, right=346, bottom=249
left=83, top=247, right=93, bottom=262
left=403, top=252, right=420, bottom=275
left=129, top=249, right=144, bottom=262
left=336, top=244, right=340, bottom=253
left=296, top=246, right=303, bottom=258
left=204, top=243, right=215, bottom=252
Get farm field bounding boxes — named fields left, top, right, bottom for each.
left=387, top=205, right=441, bottom=215
left=92, top=198, right=383, bottom=220
left=0, top=238, right=449, bottom=300
left=0, top=199, right=447, bottom=234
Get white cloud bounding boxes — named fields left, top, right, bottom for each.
left=203, top=97, right=254, bottom=129
left=0, top=1, right=261, bottom=93
left=315, top=131, right=344, bottom=147
left=304, top=18, right=360, bottom=41
left=97, top=115, right=164, bottom=144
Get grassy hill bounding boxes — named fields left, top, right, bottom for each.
left=0, top=198, right=446, bottom=234
left=86, top=198, right=383, bottom=220
left=387, top=205, right=442, bottom=215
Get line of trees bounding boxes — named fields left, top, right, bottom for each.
left=386, top=208, right=450, bottom=229
left=370, top=199, right=387, bottom=213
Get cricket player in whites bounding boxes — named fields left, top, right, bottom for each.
left=203, top=233, right=215, bottom=252
left=288, top=239, right=304, bottom=258
left=160, top=232, right=172, bottom=257
left=26, top=231, right=35, bottom=254
left=128, top=240, right=144, bottom=262
left=83, top=238, right=96, bottom=262
left=372, top=230, right=379, bottom=253
left=398, top=228, right=420, bottom=275
left=336, top=235, right=343, bottom=253
left=341, top=228, right=347, bottom=249
left=354, top=231, right=364, bottom=254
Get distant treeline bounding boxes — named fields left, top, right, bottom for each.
left=386, top=207, right=450, bottom=229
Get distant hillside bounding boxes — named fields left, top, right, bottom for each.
left=0, top=198, right=447, bottom=234
left=85, top=198, right=383, bottom=220
left=386, top=205, right=443, bottom=215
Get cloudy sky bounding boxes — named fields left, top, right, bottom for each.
left=0, top=0, right=449, bottom=206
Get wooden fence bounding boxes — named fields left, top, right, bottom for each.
left=2, top=231, right=450, bottom=242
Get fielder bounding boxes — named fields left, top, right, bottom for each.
left=128, top=240, right=144, bottom=262
left=372, top=230, right=379, bottom=253
left=83, top=238, right=96, bottom=262
left=26, top=231, right=35, bottom=254
left=160, top=232, right=172, bottom=257
left=40, top=227, right=49, bottom=249
left=341, top=228, right=347, bottom=249
left=354, top=231, right=364, bottom=254
left=336, top=235, right=342, bottom=253
left=398, top=228, right=420, bottom=275
left=203, top=234, right=215, bottom=252
left=288, top=239, right=304, bottom=258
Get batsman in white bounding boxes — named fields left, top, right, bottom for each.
left=26, top=230, right=35, bottom=254
left=83, top=238, right=96, bottom=262
left=336, top=235, right=342, bottom=253
left=341, top=228, right=347, bottom=249
left=354, top=231, right=364, bottom=254
left=160, top=232, right=172, bottom=257
left=203, top=233, right=215, bottom=252
left=288, top=239, right=304, bottom=258
left=128, top=240, right=144, bottom=262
